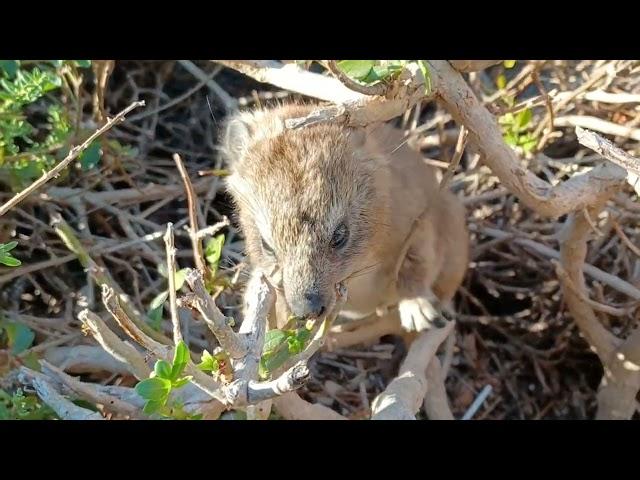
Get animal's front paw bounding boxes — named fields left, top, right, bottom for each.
left=398, top=295, right=451, bottom=332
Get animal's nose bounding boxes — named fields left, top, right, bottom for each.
left=290, top=292, right=327, bottom=319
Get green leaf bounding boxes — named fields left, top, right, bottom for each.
left=504, top=132, right=518, bottom=146
left=171, top=376, right=192, bottom=389
left=261, top=347, right=291, bottom=376
left=21, top=351, right=41, bottom=371
left=0, top=60, right=19, bottom=78
left=174, top=268, right=189, bottom=290
left=135, top=377, right=171, bottom=402
left=0, top=254, right=21, bottom=267
left=204, top=234, right=225, bottom=273
left=336, top=60, right=376, bottom=81
left=498, top=113, right=515, bottom=126
left=153, top=360, right=172, bottom=379
left=147, top=290, right=168, bottom=330
left=496, top=74, right=506, bottom=90
left=150, top=290, right=169, bottom=310
left=147, top=305, right=163, bottom=330
left=197, top=349, right=219, bottom=373
left=521, top=139, right=538, bottom=153
left=287, top=328, right=311, bottom=355
left=417, top=60, right=432, bottom=95
left=504, top=60, right=516, bottom=69
left=515, top=108, right=532, bottom=130
left=0, top=241, right=18, bottom=253
left=143, top=400, right=164, bottom=415
left=263, top=329, right=287, bottom=355
left=4, top=322, right=35, bottom=355
left=79, top=142, right=101, bottom=170
left=73, top=60, right=92, bottom=68
left=170, top=341, right=190, bottom=380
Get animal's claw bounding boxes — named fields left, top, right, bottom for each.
left=398, top=294, right=452, bottom=332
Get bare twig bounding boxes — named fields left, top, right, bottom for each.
left=19, top=368, right=104, bottom=420
left=0, top=100, right=144, bottom=217
left=220, top=270, right=275, bottom=406
left=43, top=345, right=132, bottom=375
left=461, top=385, right=493, bottom=420
left=77, top=309, right=151, bottom=380
left=557, top=116, right=640, bottom=142
left=173, top=153, right=208, bottom=275
left=41, top=361, right=144, bottom=419
left=164, top=223, right=182, bottom=345
left=440, top=126, right=468, bottom=190
left=182, top=269, right=246, bottom=358
left=178, top=60, right=237, bottom=111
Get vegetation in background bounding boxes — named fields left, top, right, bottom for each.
left=0, top=388, right=57, bottom=420
left=0, top=60, right=95, bottom=190
left=134, top=341, right=202, bottom=419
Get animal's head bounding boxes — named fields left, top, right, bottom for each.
left=221, top=104, right=389, bottom=319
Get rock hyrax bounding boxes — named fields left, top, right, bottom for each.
left=221, top=102, right=469, bottom=334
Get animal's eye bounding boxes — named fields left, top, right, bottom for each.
left=330, top=223, right=349, bottom=250
left=261, top=237, right=276, bottom=256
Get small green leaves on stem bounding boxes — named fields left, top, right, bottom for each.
left=258, top=325, right=313, bottom=379
left=0, top=241, right=21, bottom=267
left=134, top=341, right=195, bottom=418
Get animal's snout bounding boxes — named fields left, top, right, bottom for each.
left=290, top=291, right=327, bottom=320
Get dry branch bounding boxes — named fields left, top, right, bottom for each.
left=173, top=153, right=209, bottom=275
left=182, top=269, right=246, bottom=358
left=424, top=356, right=455, bottom=420
left=41, top=361, right=144, bottom=419
left=163, top=223, right=182, bottom=345
left=215, top=60, right=430, bottom=128
left=426, top=60, right=628, bottom=218
left=558, top=128, right=640, bottom=420
left=44, top=345, right=132, bottom=375
left=217, top=59, right=627, bottom=220
left=273, top=392, right=348, bottom=420
left=371, top=321, right=455, bottom=420
left=449, top=60, right=502, bottom=72
left=77, top=309, right=151, bottom=380
left=18, top=368, right=104, bottom=420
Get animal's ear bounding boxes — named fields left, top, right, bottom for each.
left=349, top=123, right=382, bottom=148
left=221, top=112, right=254, bottom=168
left=221, top=109, right=284, bottom=169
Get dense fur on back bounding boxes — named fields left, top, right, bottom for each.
left=222, top=103, right=391, bottom=316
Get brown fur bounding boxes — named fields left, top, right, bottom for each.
left=221, top=101, right=469, bottom=335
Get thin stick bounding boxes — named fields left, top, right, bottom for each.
left=164, top=223, right=182, bottom=345
left=461, top=385, right=493, bottom=420
left=440, top=126, right=468, bottom=190
left=182, top=269, right=246, bottom=358
left=173, top=153, right=208, bottom=275
left=0, top=100, right=144, bottom=217
left=553, top=261, right=631, bottom=317
left=576, top=126, right=640, bottom=175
